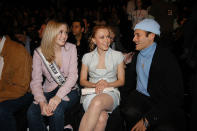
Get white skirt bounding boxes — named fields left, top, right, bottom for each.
left=81, top=89, right=120, bottom=113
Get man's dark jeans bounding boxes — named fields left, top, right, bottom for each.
left=0, top=93, right=33, bottom=131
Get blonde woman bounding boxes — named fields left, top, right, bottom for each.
left=79, top=25, right=125, bottom=131
left=27, top=20, right=79, bottom=131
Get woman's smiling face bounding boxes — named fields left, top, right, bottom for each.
left=55, top=24, right=68, bottom=47
left=92, top=28, right=111, bottom=51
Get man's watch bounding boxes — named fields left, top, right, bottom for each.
left=143, top=117, right=149, bottom=128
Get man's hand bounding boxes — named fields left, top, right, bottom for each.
left=123, top=52, right=134, bottom=64
left=131, top=118, right=148, bottom=131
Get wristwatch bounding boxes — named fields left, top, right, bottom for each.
left=143, top=117, right=149, bottom=128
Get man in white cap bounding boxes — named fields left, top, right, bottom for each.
left=121, top=18, right=185, bottom=131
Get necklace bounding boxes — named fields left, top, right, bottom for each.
left=140, top=56, right=146, bottom=69
left=142, top=63, right=144, bottom=69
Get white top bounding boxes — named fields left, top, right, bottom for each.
left=82, top=48, right=124, bottom=99
left=0, top=36, right=6, bottom=80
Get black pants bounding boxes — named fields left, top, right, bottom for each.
left=121, top=90, right=185, bottom=131
left=190, top=70, right=197, bottom=131
left=0, top=93, right=33, bottom=131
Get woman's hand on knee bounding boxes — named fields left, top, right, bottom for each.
left=39, top=102, right=53, bottom=116
left=48, top=95, right=61, bottom=112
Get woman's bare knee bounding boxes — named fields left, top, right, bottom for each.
left=98, top=111, right=109, bottom=124
left=88, top=97, right=103, bottom=111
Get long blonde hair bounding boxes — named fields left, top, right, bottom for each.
left=41, top=20, right=69, bottom=62
left=89, top=25, right=109, bottom=51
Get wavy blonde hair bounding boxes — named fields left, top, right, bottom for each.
left=89, top=25, right=109, bottom=51
left=41, top=20, right=69, bottom=62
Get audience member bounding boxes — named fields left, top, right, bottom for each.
left=27, top=20, right=79, bottom=131
left=121, top=19, right=185, bottom=131
left=79, top=25, right=125, bottom=131
left=0, top=13, right=33, bottom=131
left=131, top=0, right=148, bottom=29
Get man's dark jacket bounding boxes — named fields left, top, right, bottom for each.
left=122, top=45, right=185, bottom=127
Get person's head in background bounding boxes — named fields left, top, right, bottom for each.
left=82, top=17, right=90, bottom=34
left=38, top=24, right=47, bottom=39
left=38, top=18, right=50, bottom=39
left=13, top=27, right=27, bottom=44
left=135, top=0, right=147, bottom=10
left=89, top=25, right=110, bottom=52
left=71, top=18, right=85, bottom=38
left=82, top=17, right=95, bottom=39
left=0, top=12, right=15, bottom=40
left=108, top=26, right=116, bottom=44
left=133, top=18, right=160, bottom=51
left=108, top=25, right=119, bottom=50
left=41, top=19, right=69, bottom=62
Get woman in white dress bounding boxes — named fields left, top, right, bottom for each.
left=79, top=25, right=125, bottom=131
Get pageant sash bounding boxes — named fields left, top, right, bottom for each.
left=36, top=48, right=66, bottom=86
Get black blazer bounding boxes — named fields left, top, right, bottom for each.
left=126, top=45, right=184, bottom=125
